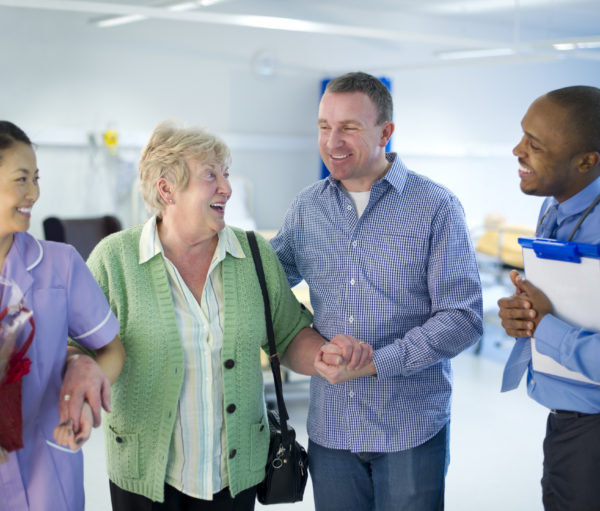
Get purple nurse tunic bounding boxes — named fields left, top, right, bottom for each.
left=0, top=232, right=119, bottom=511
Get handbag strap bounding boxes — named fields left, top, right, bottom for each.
left=246, top=231, right=291, bottom=440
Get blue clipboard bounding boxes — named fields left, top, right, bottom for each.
left=518, top=237, right=600, bottom=385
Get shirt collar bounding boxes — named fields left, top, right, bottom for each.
left=381, top=152, right=409, bottom=193
left=138, top=216, right=245, bottom=265
left=323, top=152, right=409, bottom=194
left=2, top=232, right=41, bottom=303
left=556, top=175, right=600, bottom=222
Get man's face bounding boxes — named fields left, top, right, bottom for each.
left=318, top=91, right=392, bottom=191
left=513, top=96, right=586, bottom=202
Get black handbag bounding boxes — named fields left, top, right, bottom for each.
left=246, top=231, right=309, bottom=505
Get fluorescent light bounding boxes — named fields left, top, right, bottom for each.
left=430, top=0, right=575, bottom=14
left=437, top=47, right=515, bottom=60
left=235, top=15, right=323, bottom=33
left=96, top=13, right=147, bottom=28
left=167, top=2, right=199, bottom=12
left=553, top=40, right=600, bottom=51
left=553, top=43, right=576, bottom=51
left=167, top=0, right=223, bottom=12
left=93, top=0, right=227, bottom=28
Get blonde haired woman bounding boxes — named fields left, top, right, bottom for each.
left=88, top=121, right=356, bottom=510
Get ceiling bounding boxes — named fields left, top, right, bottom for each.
left=1, top=0, right=600, bottom=73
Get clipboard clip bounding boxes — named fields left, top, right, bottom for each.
left=518, top=237, right=600, bottom=263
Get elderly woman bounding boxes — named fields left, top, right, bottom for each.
left=0, top=121, right=125, bottom=511
left=86, top=120, right=368, bottom=510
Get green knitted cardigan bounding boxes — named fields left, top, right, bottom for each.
left=86, top=225, right=312, bottom=502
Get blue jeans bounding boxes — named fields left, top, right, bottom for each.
left=308, top=422, right=449, bottom=511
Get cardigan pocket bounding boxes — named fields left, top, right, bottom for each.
left=250, top=416, right=270, bottom=473
left=106, top=426, right=140, bottom=479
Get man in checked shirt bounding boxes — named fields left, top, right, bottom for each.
left=271, top=71, right=483, bottom=511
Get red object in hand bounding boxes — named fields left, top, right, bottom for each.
left=0, top=306, right=35, bottom=452
left=3, top=347, right=32, bottom=385
left=0, top=380, right=26, bottom=451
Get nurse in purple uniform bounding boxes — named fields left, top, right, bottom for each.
left=0, top=121, right=125, bottom=511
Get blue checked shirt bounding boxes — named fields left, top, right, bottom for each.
left=271, top=153, right=483, bottom=452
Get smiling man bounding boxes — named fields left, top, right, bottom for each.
left=271, top=72, right=483, bottom=510
left=499, top=86, right=600, bottom=511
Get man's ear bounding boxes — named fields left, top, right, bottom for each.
left=577, top=151, right=600, bottom=174
left=380, top=121, right=395, bottom=147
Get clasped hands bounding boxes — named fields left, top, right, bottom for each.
left=497, top=269, right=553, bottom=338
left=314, top=334, right=375, bottom=385
left=52, top=351, right=112, bottom=451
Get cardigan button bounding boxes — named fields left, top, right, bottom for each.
left=115, top=437, right=123, bottom=444
left=260, top=425, right=265, bottom=432
left=224, top=359, right=235, bottom=369
left=229, top=449, right=237, bottom=459
left=226, top=404, right=236, bottom=414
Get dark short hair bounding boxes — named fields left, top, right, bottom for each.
left=545, top=86, right=600, bottom=152
left=325, top=72, right=393, bottom=125
left=0, top=121, right=31, bottom=150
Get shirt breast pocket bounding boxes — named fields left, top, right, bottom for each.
left=31, top=288, right=68, bottom=381
left=361, top=233, right=428, bottom=299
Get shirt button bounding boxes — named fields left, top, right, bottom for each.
left=349, top=316, right=354, bottom=323
left=352, top=240, right=357, bottom=248
left=349, top=391, right=355, bottom=397
left=350, top=278, right=355, bottom=285
left=227, top=404, right=236, bottom=413
left=347, top=205, right=352, bottom=210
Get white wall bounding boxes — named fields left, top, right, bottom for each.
left=388, top=58, right=600, bottom=230
left=1, top=7, right=598, bottom=240
left=1, top=8, right=322, bottom=238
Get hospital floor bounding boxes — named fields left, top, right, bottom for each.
left=82, top=323, right=548, bottom=510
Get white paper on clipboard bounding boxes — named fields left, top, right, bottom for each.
left=520, top=238, right=600, bottom=386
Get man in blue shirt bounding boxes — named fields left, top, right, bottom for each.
left=271, top=71, right=483, bottom=510
left=499, top=85, right=600, bottom=511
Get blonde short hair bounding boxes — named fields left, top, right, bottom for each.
left=139, top=120, right=231, bottom=215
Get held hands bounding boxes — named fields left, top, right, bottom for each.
left=59, top=350, right=111, bottom=433
left=497, top=269, right=553, bottom=338
left=314, top=334, right=375, bottom=385
left=53, top=401, right=93, bottom=450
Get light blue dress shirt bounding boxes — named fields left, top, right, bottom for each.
left=526, top=176, right=600, bottom=413
left=271, top=153, right=483, bottom=452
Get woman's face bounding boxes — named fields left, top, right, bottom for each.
left=0, top=141, right=39, bottom=240
left=168, top=157, right=232, bottom=240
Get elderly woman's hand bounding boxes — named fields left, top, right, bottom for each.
left=59, top=348, right=111, bottom=432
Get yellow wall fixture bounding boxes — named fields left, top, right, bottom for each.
left=103, top=125, right=118, bottom=155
